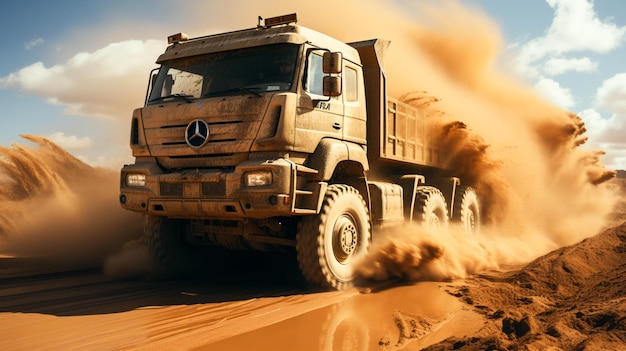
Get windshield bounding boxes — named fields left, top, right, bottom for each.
left=147, top=43, right=299, bottom=104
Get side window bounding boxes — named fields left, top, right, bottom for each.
left=345, top=67, right=357, bottom=102
left=305, top=52, right=324, bottom=96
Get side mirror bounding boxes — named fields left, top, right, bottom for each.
left=323, top=52, right=342, bottom=74
left=323, top=76, right=342, bottom=97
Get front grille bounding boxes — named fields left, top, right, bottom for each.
left=159, top=182, right=227, bottom=197
left=142, top=96, right=270, bottom=169
left=202, top=182, right=226, bottom=197
left=160, top=182, right=183, bottom=197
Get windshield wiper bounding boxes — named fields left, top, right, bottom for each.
left=148, top=94, right=193, bottom=103
left=204, top=86, right=262, bottom=98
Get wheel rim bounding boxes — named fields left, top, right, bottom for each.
left=464, top=205, right=478, bottom=235
left=427, top=212, right=441, bottom=228
left=466, top=211, right=475, bottom=232
left=333, top=213, right=358, bottom=263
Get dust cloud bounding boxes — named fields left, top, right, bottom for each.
left=356, top=225, right=496, bottom=284
left=103, top=238, right=153, bottom=278
left=0, top=135, right=142, bottom=269
left=349, top=1, right=619, bottom=281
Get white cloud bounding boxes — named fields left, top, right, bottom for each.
left=0, top=39, right=166, bottom=120
left=513, top=0, right=626, bottom=80
left=596, top=73, right=626, bottom=115
left=542, top=56, right=597, bottom=76
left=534, top=78, right=575, bottom=109
left=24, top=38, right=44, bottom=50
left=47, top=132, right=93, bottom=150
left=587, top=74, right=626, bottom=160
left=544, top=0, right=626, bottom=53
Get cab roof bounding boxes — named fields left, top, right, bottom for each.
left=157, top=23, right=361, bottom=64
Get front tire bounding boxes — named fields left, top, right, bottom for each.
left=296, top=185, right=371, bottom=290
left=144, top=215, right=215, bottom=278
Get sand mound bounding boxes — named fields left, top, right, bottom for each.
left=427, top=220, right=626, bottom=350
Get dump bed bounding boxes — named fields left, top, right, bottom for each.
left=383, top=97, right=445, bottom=168
left=349, top=40, right=446, bottom=175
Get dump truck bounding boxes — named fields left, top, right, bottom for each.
left=119, top=14, right=480, bottom=290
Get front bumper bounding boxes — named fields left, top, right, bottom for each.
left=119, top=158, right=297, bottom=219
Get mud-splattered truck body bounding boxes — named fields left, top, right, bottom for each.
left=119, top=14, right=479, bottom=290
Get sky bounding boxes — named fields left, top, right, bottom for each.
left=0, top=0, right=624, bottom=170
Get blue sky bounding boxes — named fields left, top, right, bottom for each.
left=1, top=0, right=625, bottom=169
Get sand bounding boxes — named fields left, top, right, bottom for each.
left=423, top=180, right=626, bottom=350
left=2, top=218, right=624, bottom=350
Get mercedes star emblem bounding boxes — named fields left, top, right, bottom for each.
left=185, top=119, right=209, bottom=148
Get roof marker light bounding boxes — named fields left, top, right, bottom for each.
left=167, top=33, right=189, bottom=44
left=263, top=13, right=297, bottom=27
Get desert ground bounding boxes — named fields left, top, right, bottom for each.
left=0, top=177, right=624, bottom=350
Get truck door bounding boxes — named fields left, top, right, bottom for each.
left=295, top=49, right=343, bottom=152
left=341, top=63, right=367, bottom=144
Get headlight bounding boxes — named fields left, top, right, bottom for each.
left=244, top=171, right=273, bottom=187
left=126, top=173, right=146, bottom=187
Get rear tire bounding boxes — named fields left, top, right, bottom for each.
left=296, top=185, right=371, bottom=290
left=453, top=186, right=480, bottom=236
left=414, top=186, right=449, bottom=229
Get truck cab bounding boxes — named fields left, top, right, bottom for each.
left=121, top=14, right=369, bottom=220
